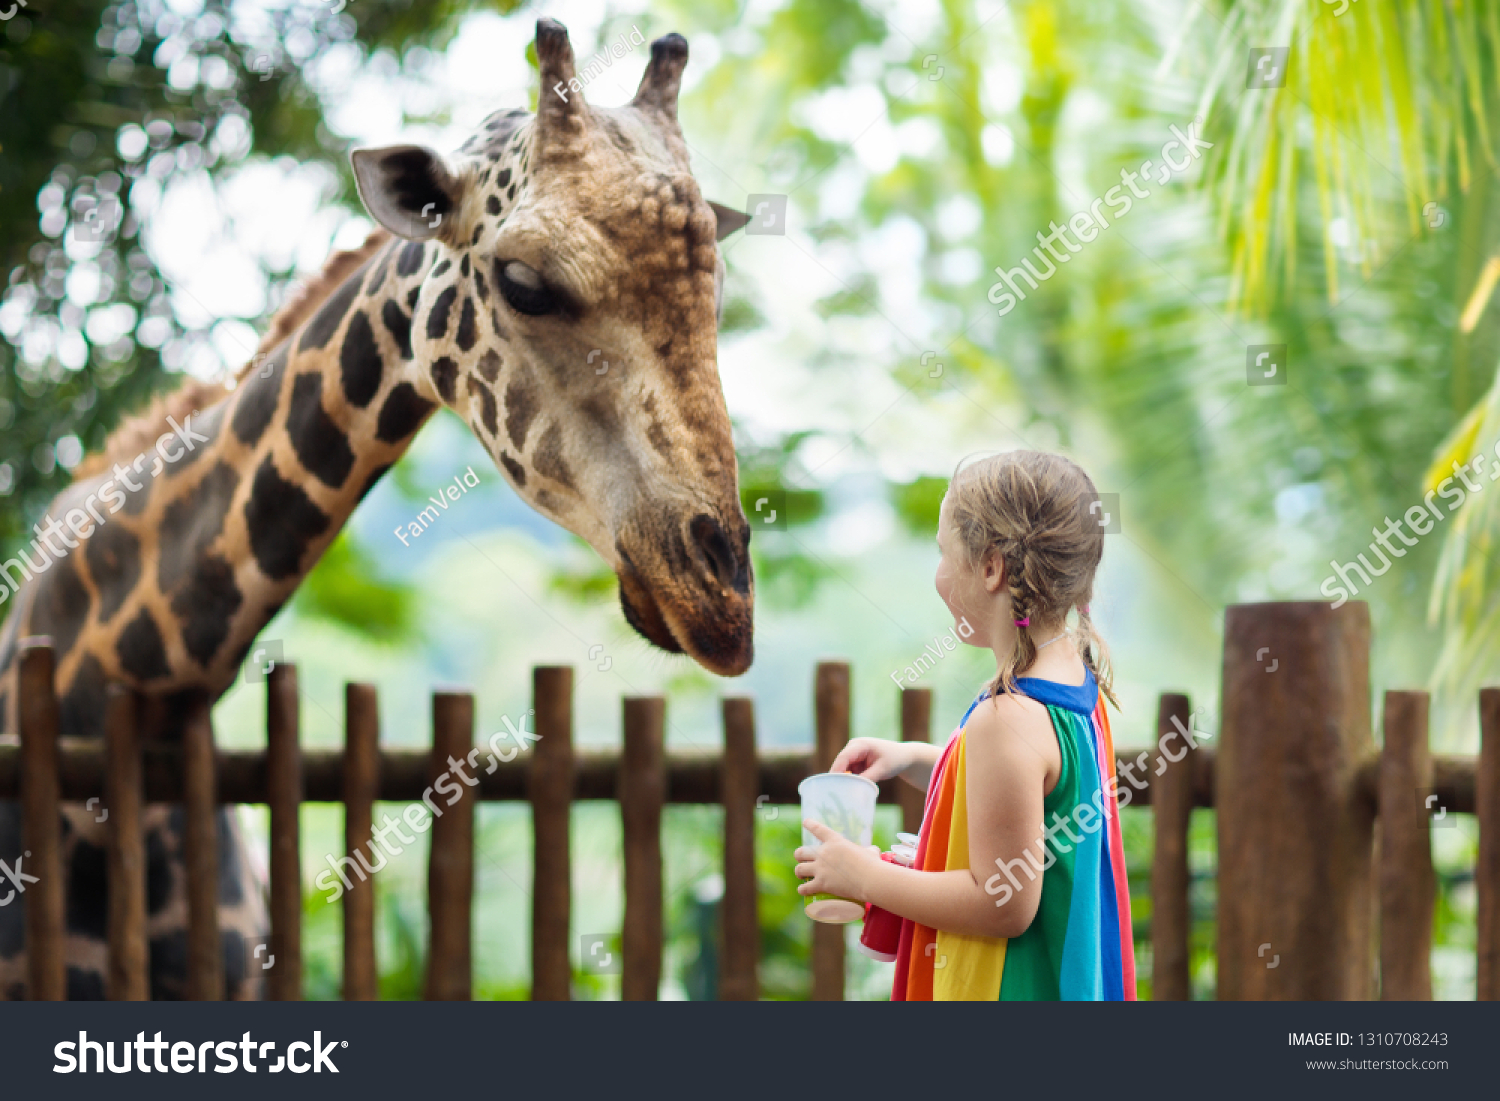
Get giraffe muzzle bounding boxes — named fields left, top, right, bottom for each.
left=615, top=518, right=754, bottom=676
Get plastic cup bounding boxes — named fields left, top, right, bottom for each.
left=798, top=772, right=879, bottom=923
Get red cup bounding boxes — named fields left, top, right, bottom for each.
left=856, top=853, right=906, bottom=962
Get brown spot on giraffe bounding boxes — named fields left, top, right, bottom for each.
left=499, top=452, right=527, bottom=487
left=467, top=378, right=499, bottom=438
left=504, top=371, right=539, bottom=450
left=0, top=18, right=754, bottom=999
left=532, top=422, right=575, bottom=490
left=430, top=356, right=458, bottom=403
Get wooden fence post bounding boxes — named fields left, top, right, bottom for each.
left=18, top=642, right=64, bottom=1001
left=1378, top=691, right=1434, bottom=1000
left=104, top=685, right=147, bottom=1001
left=620, top=697, right=665, bottom=1000
left=720, top=697, right=759, bottom=1001
left=812, top=661, right=850, bottom=1001
left=1151, top=693, right=1194, bottom=1001
left=899, top=688, right=931, bottom=836
left=426, top=691, right=474, bottom=1001
left=1217, top=601, right=1373, bottom=1000
left=266, top=663, right=302, bottom=1001
left=1479, top=688, right=1500, bottom=1000
left=182, top=693, right=222, bottom=1001
left=342, top=683, right=380, bottom=1001
left=531, top=666, right=574, bottom=1000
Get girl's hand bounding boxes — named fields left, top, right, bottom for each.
left=829, top=737, right=915, bottom=782
left=794, top=820, right=882, bottom=903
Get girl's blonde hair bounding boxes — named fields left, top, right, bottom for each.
left=947, top=449, right=1117, bottom=708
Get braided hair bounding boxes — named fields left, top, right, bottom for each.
left=948, top=450, right=1118, bottom=708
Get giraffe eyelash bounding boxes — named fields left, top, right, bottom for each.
left=495, top=259, right=557, bottom=317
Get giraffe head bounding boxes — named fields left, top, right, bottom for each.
left=350, top=20, right=755, bottom=676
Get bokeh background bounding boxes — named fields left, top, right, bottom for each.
left=1, top=0, right=1494, bottom=998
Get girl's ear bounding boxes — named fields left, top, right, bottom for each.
left=982, top=549, right=1006, bottom=594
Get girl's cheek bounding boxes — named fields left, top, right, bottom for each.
left=936, top=566, right=961, bottom=614
left=939, top=580, right=969, bottom=628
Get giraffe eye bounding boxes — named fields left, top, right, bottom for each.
left=496, top=259, right=557, bottom=316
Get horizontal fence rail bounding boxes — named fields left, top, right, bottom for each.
left=4, top=602, right=1498, bottom=1001
left=0, top=742, right=1488, bottom=813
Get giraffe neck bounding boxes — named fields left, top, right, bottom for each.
left=0, top=237, right=448, bottom=735
left=177, top=112, right=549, bottom=688
left=0, top=115, right=542, bottom=738
left=217, top=110, right=540, bottom=645
left=212, top=231, right=446, bottom=639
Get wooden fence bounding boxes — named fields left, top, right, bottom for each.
left=0, top=601, right=1496, bottom=1000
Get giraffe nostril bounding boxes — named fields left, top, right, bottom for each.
left=689, top=514, right=741, bottom=592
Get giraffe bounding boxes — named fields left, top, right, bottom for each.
left=0, top=18, right=755, bottom=999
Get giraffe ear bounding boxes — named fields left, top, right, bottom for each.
left=709, top=201, right=750, bottom=242
left=351, top=144, right=464, bottom=242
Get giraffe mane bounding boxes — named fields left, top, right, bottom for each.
left=239, top=226, right=391, bottom=372
left=73, top=227, right=392, bottom=482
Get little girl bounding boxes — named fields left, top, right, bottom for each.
left=794, top=450, right=1136, bottom=1001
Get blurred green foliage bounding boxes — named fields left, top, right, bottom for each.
left=752, top=812, right=816, bottom=999
left=890, top=475, right=947, bottom=538
left=295, top=531, right=414, bottom=641
left=544, top=549, right=619, bottom=605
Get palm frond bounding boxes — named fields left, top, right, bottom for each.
left=1200, top=0, right=1493, bottom=316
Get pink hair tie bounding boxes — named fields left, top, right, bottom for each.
left=1014, top=617, right=1030, bottom=628
left=1080, top=605, right=1090, bottom=615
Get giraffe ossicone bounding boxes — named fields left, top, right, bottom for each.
left=0, top=17, right=754, bottom=1000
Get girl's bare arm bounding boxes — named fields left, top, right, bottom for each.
left=797, top=694, right=1057, bottom=940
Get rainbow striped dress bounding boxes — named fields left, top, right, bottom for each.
left=891, top=669, right=1137, bottom=1001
